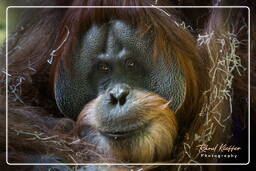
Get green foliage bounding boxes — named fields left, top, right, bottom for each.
left=0, top=3, right=5, bottom=43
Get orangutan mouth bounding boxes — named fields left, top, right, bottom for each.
left=98, top=124, right=147, bottom=140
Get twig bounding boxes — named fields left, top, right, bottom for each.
left=151, top=5, right=170, bottom=17
left=47, top=26, right=70, bottom=64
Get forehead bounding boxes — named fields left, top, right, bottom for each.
left=79, top=20, right=153, bottom=61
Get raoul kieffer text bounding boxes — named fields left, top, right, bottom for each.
left=197, top=143, right=241, bottom=153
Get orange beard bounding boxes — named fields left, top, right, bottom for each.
left=76, top=90, right=178, bottom=162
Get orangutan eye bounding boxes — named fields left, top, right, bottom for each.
left=126, top=58, right=135, bottom=68
left=98, top=62, right=111, bottom=72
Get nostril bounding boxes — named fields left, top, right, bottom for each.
left=119, top=96, right=126, bottom=105
left=110, top=93, right=118, bottom=105
left=118, top=91, right=128, bottom=105
left=109, top=91, right=128, bottom=105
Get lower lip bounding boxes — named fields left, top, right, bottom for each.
left=99, top=127, right=142, bottom=140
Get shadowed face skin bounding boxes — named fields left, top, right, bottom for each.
left=54, top=20, right=186, bottom=162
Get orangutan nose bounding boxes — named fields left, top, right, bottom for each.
left=109, top=84, right=130, bottom=105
